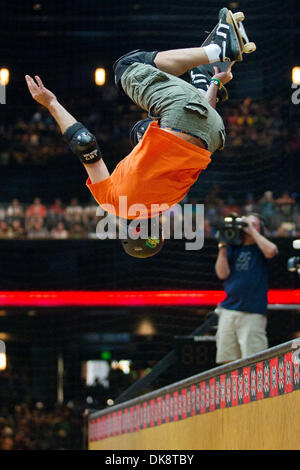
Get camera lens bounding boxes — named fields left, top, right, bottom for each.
left=224, top=228, right=235, bottom=240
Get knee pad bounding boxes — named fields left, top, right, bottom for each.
left=113, top=49, right=144, bottom=92
left=113, top=50, right=158, bottom=93
left=129, top=118, right=153, bottom=147
left=113, top=49, right=144, bottom=73
left=63, top=122, right=102, bottom=164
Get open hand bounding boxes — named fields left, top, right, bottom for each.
left=25, top=75, right=57, bottom=109
left=213, top=66, right=233, bottom=86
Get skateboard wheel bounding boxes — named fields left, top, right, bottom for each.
left=233, top=12, right=245, bottom=22
left=244, top=42, right=256, bottom=53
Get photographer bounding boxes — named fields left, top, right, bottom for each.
left=215, top=214, right=278, bottom=364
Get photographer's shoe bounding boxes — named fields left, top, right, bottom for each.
left=189, top=64, right=229, bottom=102
left=209, top=7, right=242, bottom=62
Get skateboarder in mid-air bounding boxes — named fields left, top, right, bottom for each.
left=26, top=7, right=252, bottom=258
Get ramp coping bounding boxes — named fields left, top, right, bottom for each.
left=89, top=339, right=298, bottom=419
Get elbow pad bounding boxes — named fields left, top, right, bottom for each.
left=63, top=122, right=102, bottom=164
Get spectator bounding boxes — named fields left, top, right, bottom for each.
left=83, top=200, right=98, bottom=216
left=50, top=198, right=65, bottom=217
left=11, top=220, right=26, bottom=239
left=243, top=193, right=257, bottom=215
left=6, top=198, right=24, bottom=219
left=26, top=197, right=47, bottom=219
left=277, top=221, right=297, bottom=237
left=27, top=217, right=49, bottom=239
left=66, top=198, right=83, bottom=217
left=214, top=214, right=278, bottom=364
left=70, top=223, right=86, bottom=239
left=273, top=198, right=298, bottom=237
left=0, top=205, right=6, bottom=222
left=0, top=436, right=14, bottom=451
left=0, top=221, right=13, bottom=239
left=259, top=191, right=277, bottom=231
left=45, top=199, right=64, bottom=229
left=276, top=191, right=295, bottom=206
left=51, top=222, right=69, bottom=239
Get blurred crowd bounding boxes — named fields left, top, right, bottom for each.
left=0, top=365, right=134, bottom=450
left=0, top=88, right=299, bottom=167
left=0, top=402, right=83, bottom=450
left=0, top=197, right=99, bottom=240
left=221, top=96, right=295, bottom=155
left=0, top=189, right=300, bottom=240
left=0, top=87, right=142, bottom=167
left=0, top=368, right=83, bottom=450
left=202, top=186, right=300, bottom=238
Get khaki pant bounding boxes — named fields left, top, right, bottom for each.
left=121, top=62, right=226, bottom=153
left=215, top=306, right=268, bottom=364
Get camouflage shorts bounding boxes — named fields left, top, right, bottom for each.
left=121, top=62, right=226, bottom=153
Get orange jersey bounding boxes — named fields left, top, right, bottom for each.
left=86, top=121, right=211, bottom=219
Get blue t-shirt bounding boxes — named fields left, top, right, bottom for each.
left=220, top=244, right=269, bottom=315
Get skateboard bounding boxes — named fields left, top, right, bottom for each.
left=201, top=10, right=256, bottom=72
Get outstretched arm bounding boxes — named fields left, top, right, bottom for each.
left=25, top=75, right=110, bottom=183
left=25, top=75, right=76, bottom=133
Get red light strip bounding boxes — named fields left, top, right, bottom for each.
left=0, top=290, right=298, bottom=307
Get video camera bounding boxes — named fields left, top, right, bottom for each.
left=215, top=215, right=247, bottom=246
left=287, top=240, right=300, bottom=273
left=287, top=257, right=300, bottom=272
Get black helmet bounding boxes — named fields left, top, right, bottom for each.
left=120, top=217, right=164, bottom=259
left=129, top=118, right=153, bottom=147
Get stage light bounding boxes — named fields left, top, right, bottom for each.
left=293, top=240, right=300, bottom=249
left=292, top=67, right=300, bottom=85
left=136, top=318, right=156, bottom=335
left=0, top=354, right=6, bottom=370
left=0, top=339, right=6, bottom=370
left=0, top=69, right=9, bottom=86
left=95, top=68, right=106, bottom=86
left=101, top=350, right=111, bottom=360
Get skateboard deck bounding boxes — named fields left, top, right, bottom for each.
left=201, top=10, right=256, bottom=72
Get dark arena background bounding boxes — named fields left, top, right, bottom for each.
left=0, top=0, right=299, bottom=452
